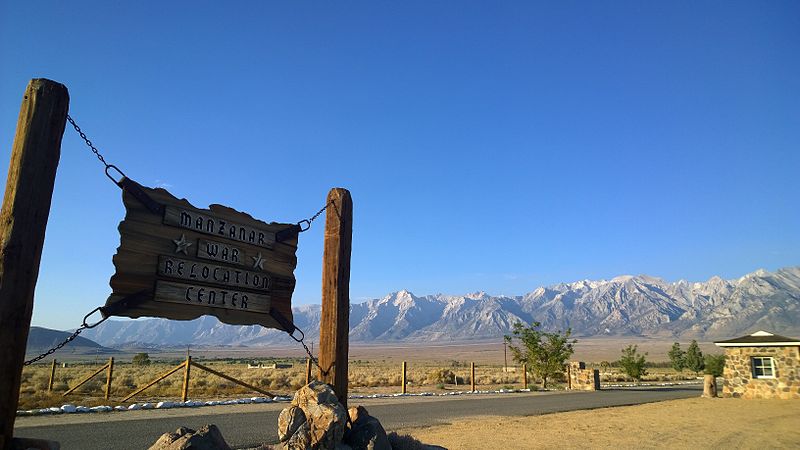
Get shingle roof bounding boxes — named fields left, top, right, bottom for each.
left=714, top=330, right=800, bottom=347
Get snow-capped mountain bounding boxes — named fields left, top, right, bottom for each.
left=81, top=266, right=800, bottom=347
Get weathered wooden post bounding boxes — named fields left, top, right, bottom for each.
left=0, top=78, right=68, bottom=450
left=319, top=188, right=352, bottom=407
left=181, top=356, right=192, bottom=402
left=471, top=362, right=476, bottom=392
left=105, top=357, right=114, bottom=400
left=48, top=360, right=57, bottom=392
left=401, top=361, right=407, bottom=394
left=522, top=363, right=527, bottom=390
left=305, top=358, right=313, bottom=385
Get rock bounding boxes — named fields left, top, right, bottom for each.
left=278, top=406, right=307, bottom=442
left=284, top=421, right=312, bottom=450
left=148, top=425, right=231, bottom=450
left=305, top=403, right=348, bottom=449
left=293, top=381, right=340, bottom=409
left=345, top=407, right=391, bottom=450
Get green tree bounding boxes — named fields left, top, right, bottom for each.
left=504, top=321, right=576, bottom=389
left=667, top=342, right=685, bottom=372
left=132, top=352, right=151, bottom=366
left=684, top=340, right=705, bottom=376
left=619, top=344, right=648, bottom=382
left=703, top=354, right=726, bottom=377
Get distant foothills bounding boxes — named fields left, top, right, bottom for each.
left=56, top=266, right=799, bottom=349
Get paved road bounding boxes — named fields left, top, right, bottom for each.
left=15, top=386, right=700, bottom=449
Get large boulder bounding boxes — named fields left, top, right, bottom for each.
left=278, top=381, right=348, bottom=450
left=305, top=403, right=348, bottom=449
left=278, top=406, right=307, bottom=442
left=148, top=425, right=231, bottom=450
left=293, top=381, right=341, bottom=409
left=345, top=406, right=391, bottom=450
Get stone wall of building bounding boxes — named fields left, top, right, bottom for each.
left=567, top=362, right=600, bottom=391
left=722, top=346, right=800, bottom=399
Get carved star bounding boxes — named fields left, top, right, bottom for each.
left=173, top=234, right=193, bottom=255
left=252, top=252, right=265, bottom=270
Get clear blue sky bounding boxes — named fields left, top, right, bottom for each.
left=1, top=1, right=798, bottom=330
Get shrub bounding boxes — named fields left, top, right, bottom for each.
left=132, top=353, right=151, bottom=366
left=704, top=354, right=726, bottom=377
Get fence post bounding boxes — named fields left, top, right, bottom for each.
left=105, top=357, right=114, bottom=400
left=181, top=356, right=191, bottom=402
left=471, top=362, right=476, bottom=392
left=401, top=361, right=407, bottom=394
left=523, top=363, right=527, bottom=390
left=48, top=360, right=57, bottom=392
left=319, top=188, right=352, bottom=407
left=0, top=78, right=68, bottom=450
left=305, top=358, right=312, bottom=385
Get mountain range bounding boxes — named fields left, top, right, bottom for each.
left=80, top=266, right=800, bottom=348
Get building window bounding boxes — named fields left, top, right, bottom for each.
left=752, top=357, right=775, bottom=379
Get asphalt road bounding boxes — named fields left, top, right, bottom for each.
left=15, top=386, right=700, bottom=449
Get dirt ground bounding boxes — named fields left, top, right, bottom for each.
left=403, top=398, right=800, bottom=449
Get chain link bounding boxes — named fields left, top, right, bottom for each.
left=24, top=307, right=109, bottom=365
left=66, top=114, right=110, bottom=169
left=24, top=326, right=86, bottom=365
left=298, top=201, right=333, bottom=232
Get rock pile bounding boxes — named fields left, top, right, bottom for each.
left=277, top=381, right=391, bottom=450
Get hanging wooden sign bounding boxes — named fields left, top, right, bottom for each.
left=105, top=181, right=299, bottom=329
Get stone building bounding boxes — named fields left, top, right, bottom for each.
left=714, top=330, right=800, bottom=399
left=566, top=361, right=600, bottom=391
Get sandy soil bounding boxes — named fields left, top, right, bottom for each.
left=403, top=398, right=800, bottom=449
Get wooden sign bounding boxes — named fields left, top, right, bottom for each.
left=105, top=183, right=298, bottom=329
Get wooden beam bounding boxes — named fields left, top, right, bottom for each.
left=471, top=362, right=476, bottom=392
left=181, top=356, right=191, bottom=402
left=305, top=358, right=312, bottom=385
left=121, top=361, right=186, bottom=402
left=401, top=361, right=407, bottom=394
left=105, top=358, right=114, bottom=400
left=190, top=361, right=274, bottom=397
left=63, top=362, right=110, bottom=396
left=48, top=360, right=57, bottom=392
left=318, top=188, right=352, bottom=407
left=0, top=79, right=68, bottom=450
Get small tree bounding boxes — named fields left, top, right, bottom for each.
left=132, top=352, right=151, bottom=366
left=704, top=354, right=726, bottom=377
left=667, top=342, right=685, bottom=372
left=619, top=344, right=648, bottom=382
left=504, top=321, right=576, bottom=389
left=684, top=340, right=704, bottom=376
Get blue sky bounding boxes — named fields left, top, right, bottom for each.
left=1, top=1, right=798, bottom=330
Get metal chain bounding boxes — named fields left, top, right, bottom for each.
left=66, top=114, right=110, bottom=169
left=297, top=201, right=333, bottom=232
left=24, top=327, right=86, bottom=366
left=66, top=114, right=127, bottom=184
left=23, top=307, right=109, bottom=365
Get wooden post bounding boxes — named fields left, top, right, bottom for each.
left=0, top=78, right=68, bottom=450
left=305, top=358, right=312, bottom=385
left=105, top=358, right=114, bottom=400
left=401, top=361, right=407, bottom=394
left=181, top=356, right=191, bottom=402
left=48, top=360, right=57, bottom=392
left=471, top=362, right=476, bottom=392
left=319, top=188, right=352, bottom=407
left=523, top=364, right=527, bottom=390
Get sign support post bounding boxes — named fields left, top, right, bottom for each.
left=319, top=188, right=352, bottom=407
left=0, top=79, right=68, bottom=450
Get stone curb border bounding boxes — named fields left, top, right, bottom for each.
left=16, top=381, right=702, bottom=417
